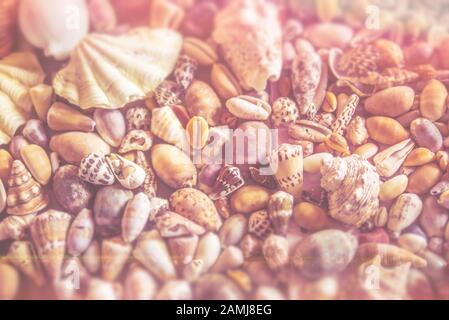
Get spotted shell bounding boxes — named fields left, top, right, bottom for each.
left=248, top=210, right=273, bottom=239
left=270, top=97, right=299, bottom=128
left=174, top=54, right=198, bottom=90
left=79, top=153, right=115, bottom=186
left=209, top=165, right=244, bottom=201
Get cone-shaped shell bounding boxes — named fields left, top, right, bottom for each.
left=53, top=28, right=182, bottom=110
left=124, top=265, right=157, bottom=300
left=47, top=102, right=95, bottom=132
left=155, top=210, right=206, bottom=238
left=0, top=213, right=36, bottom=241
left=6, top=160, right=49, bottom=216
left=30, top=210, right=72, bottom=282
left=356, top=243, right=427, bottom=268
left=212, top=0, right=282, bottom=91
left=0, top=52, right=45, bottom=144
left=167, top=235, right=199, bottom=266
left=121, top=192, right=151, bottom=243
left=133, top=230, right=177, bottom=281
left=101, top=237, right=132, bottom=282
left=7, top=241, right=45, bottom=286
left=0, top=263, right=19, bottom=300
left=150, top=106, right=189, bottom=150
left=67, top=209, right=95, bottom=256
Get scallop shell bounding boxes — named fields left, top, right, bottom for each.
left=53, top=28, right=182, bottom=110
left=67, top=209, right=95, bottom=256
left=79, top=153, right=115, bottom=186
left=212, top=0, right=282, bottom=91
left=101, top=237, right=132, bottom=282
left=105, top=153, right=146, bottom=190
left=0, top=52, right=45, bottom=144
left=373, top=139, right=415, bottom=178
left=150, top=106, right=189, bottom=150
left=291, top=39, right=322, bottom=117
left=133, top=230, right=177, bottom=281
left=7, top=241, right=45, bottom=286
left=0, top=213, right=36, bottom=241
left=269, top=143, right=304, bottom=201
left=320, top=155, right=380, bottom=227
left=6, top=160, right=49, bottom=216
left=30, top=210, right=72, bottom=282
left=122, top=192, right=151, bottom=243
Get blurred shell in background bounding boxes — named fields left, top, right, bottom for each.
left=53, top=28, right=182, bottom=110
left=0, top=0, right=19, bottom=58
left=0, top=52, right=45, bottom=145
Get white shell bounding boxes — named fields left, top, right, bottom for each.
left=373, top=139, right=415, bottom=177
left=150, top=106, right=189, bottom=150
left=388, top=193, right=423, bottom=235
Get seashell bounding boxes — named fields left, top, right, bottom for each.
left=212, top=0, right=282, bottom=91
left=0, top=213, right=36, bottom=241
left=85, top=278, right=119, bottom=300
left=288, top=120, right=332, bottom=143
left=53, top=28, right=182, bottom=110
left=346, top=116, right=368, bottom=146
left=304, top=153, right=333, bottom=174
left=211, top=246, right=244, bottom=273
left=125, top=106, right=151, bottom=131
left=79, top=153, right=115, bottom=186
left=150, top=106, right=189, bottom=150
left=0, top=52, right=45, bottom=145
left=420, top=196, right=449, bottom=238
left=47, top=102, right=95, bottom=132
left=7, top=241, right=44, bottom=286
left=55, top=256, right=90, bottom=300
left=30, top=210, right=72, bottom=281
left=420, top=80, right=448, bottom=121
left=410, top=118, right=443, bottom=152
left=226, top=95, right=271, bottom=121
left=118, top=130, right=153, bottom=154
left=20, top=144, right=51, bottom=186
left=174, top=54, right=197, bottom=90
left=154, top=80, right=183, bottom=107
left=50, top=132, right=111, bottom=164
left=397, top=110, right=421, bottom=128
left=0, top=179, right=6, bottom=214
left=133, top=151, right=157, bottom=198
left=404, top=147, right=435, bottom=167
left=406, top=163, right=442, bottom=194
left=269, top=143, right=304, bottom=201
left=0, top=149, right=13, bottom=183
left=0, top=0, right=18, bottom=58
left=29, top=84, right=53, bottom=122
left=248, top=210, right=273, bottom=239
left=435, top=151, right=449, bottom=171
left=254, top=286, right=285, bottom=300
left=292, top=229, right=358, bottom=278
left=94, top=109, right=126, bottom=148
left=121, top=193, right=150, bottom=243
left=6, top=160, right=49, bottom=216
left=133, top=230, right=176, bottom=281
left=230, top=185, right=271, bottom=214
left=53, top=165, right=94, bottom=215
left=155, top=210, right=205, bottom=238
left=379, top=175, right=408, bottom=202
left=366, top=116, right=410, bottom=145
left=82, top=240, right=101, bottom=275
left=398, top=233, right=428, bottom=253
left=291, top=39, right=322, bottom=117
left=94, top=185, right=133, bottom=237
left=388, top=193, right=423, bottom=236
left=356, top=243, right=427, bottom=268
left=170, top=188, right=221, bottom=231
left=182, top=37, right=218, bottom=66
left=22, top=119, right=48, bottom=148
left=88, top=0, right=117, bottom=32
left=8, top=135, right=28, bottom=161
left=210, top=165, right=244, bottom=201
left=321, top=155, right=380, bottom=227
left=186, top=80, right=222, bottom=125
left=249, top=167, right=277, bottom=189
left=219, top=214, right=247, bottom=247
left=267, top=191, right=293, bottom=236
left=186, top=116, right=209, bottom=149
left=262, top=235, right=289, bottom=270
left=195, top=273, right=244, bottom=300
left=105, top=153, right=145, bottom=190
left=151, top=144, right=197, bottom=189
left=147, top=197, right=169, bottom=222
left=293, top=202, right=330, bottom=232
left=156, top=280, right=192, bottom=300
left=373, top=139, right=415, bottom=177
left=270, top=97, right=299, bottom=128
left=183, top=232, right=220, bottom=281
left=437, top=189, right=449, bottom=209
left=101, top=237, right=132, bottom=282
left=364, top=86, right=415, bottom=117
left=331, top=94, right=360, bottom=135
left=149, top=0, right=184, bottom=29
left=240, top=234, right=263, bottom=259
left=167, top=234, right=198, bottom=266
left=210, top=63, right=242, bottom=100
left=124, top=265, right=157, bottom=300
left=304, top=23, right=353, bottom=49
left=67, top=209, right=94, bottom=257
left=431, top=179, right=449, bottom=196
left=0, top=263, right=19, bottom=300
left=324, top=133, right=350, bottom=156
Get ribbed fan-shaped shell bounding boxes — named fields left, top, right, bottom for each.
left=53, top=28, right=182, bottom=110
left=0, top=52, right=45, bottom=144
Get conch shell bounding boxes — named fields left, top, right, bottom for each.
left=0, top=52, right=45, bottom=144
left=53, top=28, right=182, bottom=110
left=212, top=0, right=282, bottom=91
left=320, top=155, right=380, bottom=227
left=30, top=210, right=72, bottom=282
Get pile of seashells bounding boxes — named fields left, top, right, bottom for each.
left=1, top=0, right=449, bottom=300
